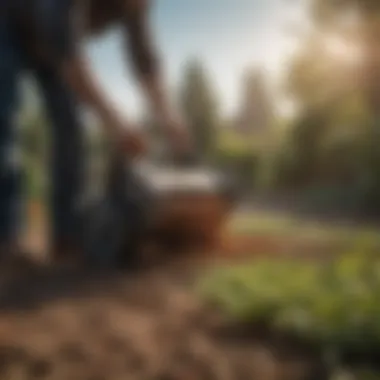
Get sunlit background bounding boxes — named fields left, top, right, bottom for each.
left=86, top=0, right=306, bottom=119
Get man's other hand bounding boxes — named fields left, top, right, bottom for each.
left=121, top=130, right=147, bottom=158
left=112, top=127, right=147, bottom=159
left=163, top=116, right=192, bottom=155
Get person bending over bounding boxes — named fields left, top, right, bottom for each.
left=0, top=0, right=189, bottom=263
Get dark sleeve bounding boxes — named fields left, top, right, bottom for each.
left=125, top=0, right=160, bottom=77
left=36, top=0, right=80, bottom=64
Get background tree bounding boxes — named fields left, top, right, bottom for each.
left=235, top=68, right=274, bottom=137
left=179, top=59, right=220, bottom=163
left=276, top=0, right=378, bottom=198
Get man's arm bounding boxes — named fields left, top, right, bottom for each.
left=61, top=56, right=125, bottom=141
left=39, top=0, right=138, bottom=146
left=123, top=1, right=183, bottom=128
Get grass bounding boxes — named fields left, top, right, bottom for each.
left=229, top=212, right=380, bottom=247
left=199, top=249, right=380, bottom=353
left=198, top=214, right=380, bottom=368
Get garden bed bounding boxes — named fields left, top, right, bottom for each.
left=198, top=248, right=380, bottom=377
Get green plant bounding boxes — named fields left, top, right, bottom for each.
left=198, top=248, right=380, bottom=355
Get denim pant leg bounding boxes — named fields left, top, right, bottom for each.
left=0, top=22, right=23, bottom=245
left=34, top=65, right=84, bottom=249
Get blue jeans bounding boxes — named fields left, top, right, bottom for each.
left=0, top=19, right=84, bottom=249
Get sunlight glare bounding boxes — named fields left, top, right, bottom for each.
left=324, top=34, right=363, bottom=65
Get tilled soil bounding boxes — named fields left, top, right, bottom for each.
left=0, top=203, right=328, bottom=380
left=0, top=258, right=323, bottom=380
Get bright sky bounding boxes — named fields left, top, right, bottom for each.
left=85, top=0, right=307, bottom=121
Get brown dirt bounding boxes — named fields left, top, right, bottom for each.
left=0, top=259, right=322, bottom=380
left=0, top=202, right=328, bottom=380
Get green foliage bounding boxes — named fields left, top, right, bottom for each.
left=179, top=59, right=220, bottom=162
left=276, top=0, right=380, bottom=198
left=198, top=246, right=380, bottom=354
left=212, top=128, right=263, bottom=193
left=18, top=108, right=49, bottom=200
left=216, top=128, right=255, bottom=156
left=236, top=68, right=274, bottom=135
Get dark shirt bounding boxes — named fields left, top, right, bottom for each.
left=9, top=0, right=77, bottom=64
left=8, top=0, right=158, bottom=75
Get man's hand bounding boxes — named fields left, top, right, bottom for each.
left=166, top=121, right=191, bottom=152
left=119, top=129, right=147, bottom=158
left=109, top=122, right=147, bottom=159
left=123, top=1, right=192, bottom=157
left=162, top=114, right=192, bottom=155
left=62, top=55, right=147, bottom=159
